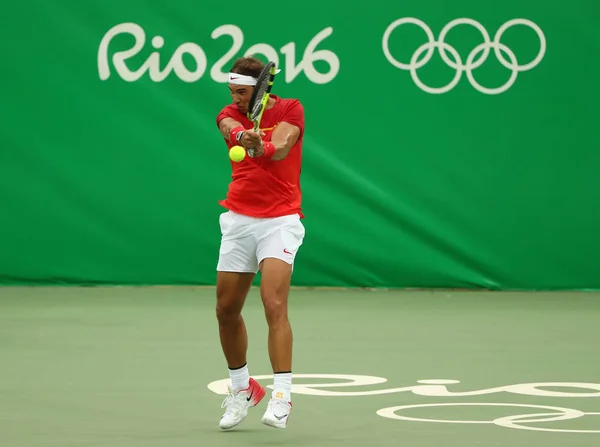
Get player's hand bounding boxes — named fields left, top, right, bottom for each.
left=241, top=130, right=265, bottom=149
left=250, top=140, right=265, bottom=157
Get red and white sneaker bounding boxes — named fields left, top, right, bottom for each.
left=219, top=378, right=266, bottom=430
left=261, top=397, right=292, bottom=429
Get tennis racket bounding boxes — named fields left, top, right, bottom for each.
left=246, top=61, right=278, bottom=157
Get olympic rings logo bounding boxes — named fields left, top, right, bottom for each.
left=382, top=18, right=546, bottom=94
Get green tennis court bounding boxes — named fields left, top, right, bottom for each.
left=2, top=287, right=599, bottom=446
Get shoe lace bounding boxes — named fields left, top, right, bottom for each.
left=268, top=398, right=290, bottom=415
left=221, top=394, right=234, bottom=409
left=221, top=389, right=247, bottom=416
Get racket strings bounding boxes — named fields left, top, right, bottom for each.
left=250, top=82, right=269, bottom=121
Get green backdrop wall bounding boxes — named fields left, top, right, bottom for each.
left=1, top=1, right=599, bottom=289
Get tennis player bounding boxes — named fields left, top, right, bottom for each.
left=214, top=56, right=305, bottom=430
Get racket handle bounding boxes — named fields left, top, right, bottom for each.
left=247, top=122, right=259, bottom=157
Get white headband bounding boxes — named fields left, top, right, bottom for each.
left=228, top=69, right=282, bottom=86
left=228, top=73, right=257, bottom=86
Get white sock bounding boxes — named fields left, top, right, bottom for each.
left=229, top=364, right=250, bottom=392
left=272, top=372, right=292, bottom=401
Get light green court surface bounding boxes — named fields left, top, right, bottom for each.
left=1, top=287, right=599, bottom=447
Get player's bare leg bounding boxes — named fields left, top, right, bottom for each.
left=259, top=259, right=293, bottom=372
left=258, top=257, right=294, bottom=428
left=216, top=271, right=254, bottom=368
left=216, top=271, right=266, bottom=430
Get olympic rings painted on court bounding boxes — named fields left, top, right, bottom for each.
left=381, top=18, right=546, bottom=94
left=376, top=403, right=600, bottom=433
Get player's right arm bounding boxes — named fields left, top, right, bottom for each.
left=218, top=117, right=244, bottom=143
left=218, top=117, right=264, bottom=147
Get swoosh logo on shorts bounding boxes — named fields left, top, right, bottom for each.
left=283, top=249, right=292, bottom=255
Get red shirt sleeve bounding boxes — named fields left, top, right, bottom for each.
left=281, top=100, right=305, bottom=138
left=216, top=105, right=238, bottom=128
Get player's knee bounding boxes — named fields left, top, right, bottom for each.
left=215, top=272, right=253, bottom=323
left=262, top=294, right=288, bottom=326
left=216, top=301, right=242, bottom=325
left=216, top=292, right=243, bottom=323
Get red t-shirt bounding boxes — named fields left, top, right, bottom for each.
left=216, top=95, right=305, bottom=218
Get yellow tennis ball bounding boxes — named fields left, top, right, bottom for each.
left=229, top=145, right=246, bottom=162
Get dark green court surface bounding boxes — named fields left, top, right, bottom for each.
left=1, top=287, right=599, bottom=446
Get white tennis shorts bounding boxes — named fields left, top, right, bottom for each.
left=216, top=210, right=305, bottom=273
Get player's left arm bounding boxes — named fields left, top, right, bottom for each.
left=268, top=122, right=301, bottom=160
left=244, top=122, right=300, bottom=160
left=247, top=101, right=304, bottom=160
